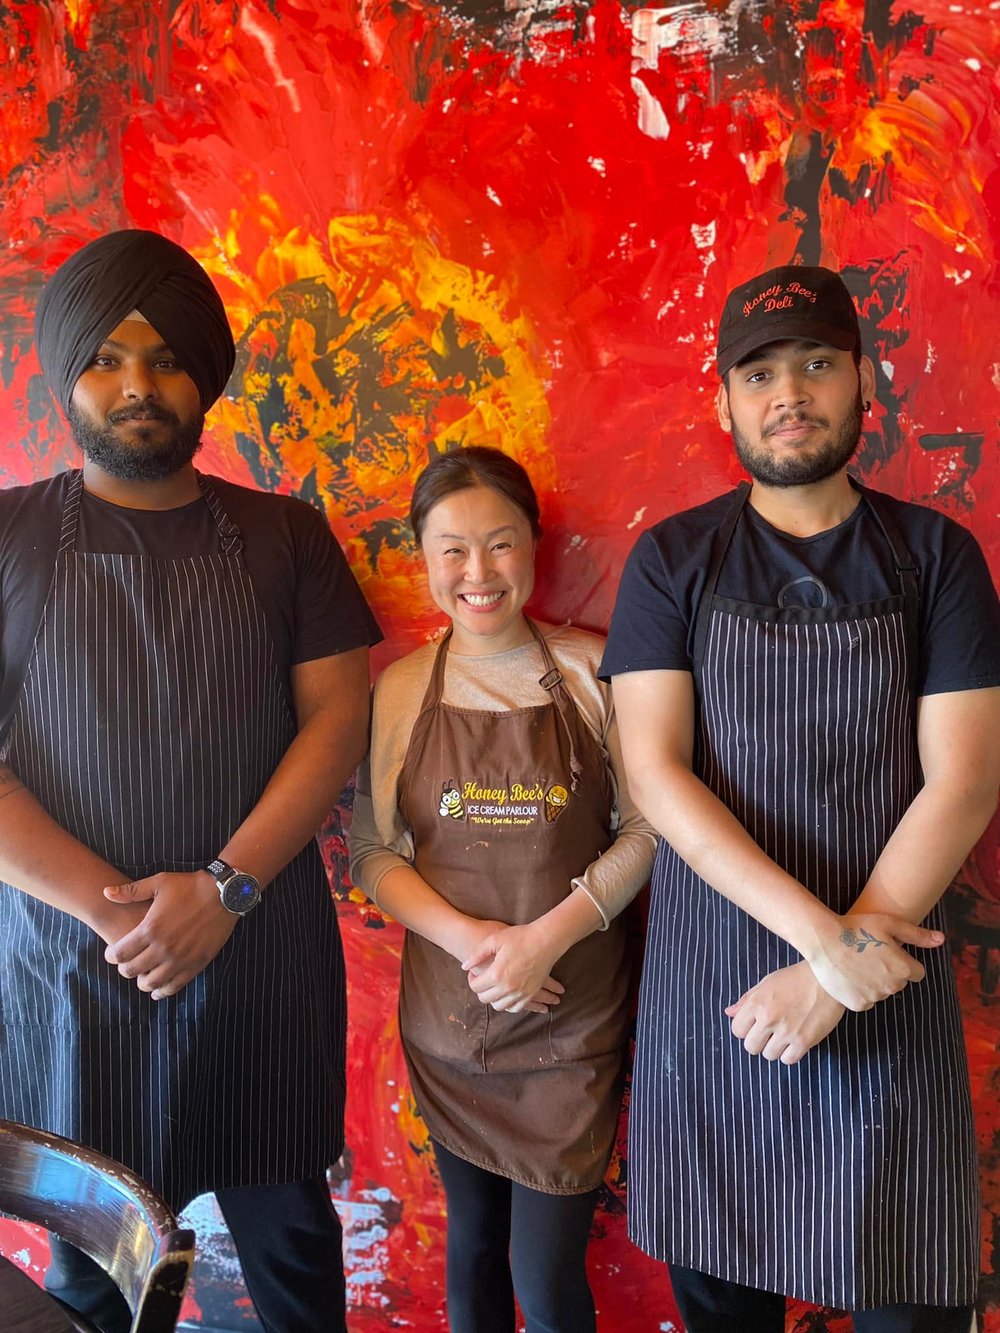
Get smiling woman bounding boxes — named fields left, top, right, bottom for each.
left=417, top=485, right=537, bottom=656
left=349, top=444, right=657, bottom=1333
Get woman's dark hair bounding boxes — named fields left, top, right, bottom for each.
left=409, top=446, right=543, bottom=543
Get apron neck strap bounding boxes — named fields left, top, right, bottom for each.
left=404, top=629, right=456, bottom=782
left=411, top=620, right=586, bottom=793
left=857, top=486, right=920, bottom=695
left=196, top=473, right=244, bottom=556
left=692, top=483, right=750, bottom=672
left=527, top=620, right=585, bottom=792
left=58, top=470, right=244, bottom=557
left=58, top=470, right=86, bottom=554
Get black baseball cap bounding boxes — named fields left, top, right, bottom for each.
left=716, top=265, right=861, bottom=377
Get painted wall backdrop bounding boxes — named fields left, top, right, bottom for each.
left=0, top=0, right=998, bottom=1328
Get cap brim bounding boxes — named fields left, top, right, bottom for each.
left=717, top=314, right=858, bottom=377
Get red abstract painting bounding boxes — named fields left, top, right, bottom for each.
left=1, top=2, right=998, bottom=1329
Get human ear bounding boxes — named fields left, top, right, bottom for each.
left=859, top=355, right=876, bottom=410
left=716, top=380, right=732, bottom=434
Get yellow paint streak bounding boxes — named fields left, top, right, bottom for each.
left=199, top=213, right=554, bottom=604
left=834, top=90, right=984, bottom=254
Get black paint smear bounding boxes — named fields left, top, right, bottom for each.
left=357, top=516, right=414, bottom=565
left=841, top=256, right=910, bottom=472
left=862, top=1, right=926, bottom=53
left=918, top=433, right=985, bottom=454
left=783, top=130, right=835, bottom=267
left=916, top=434, right=984, bottom=506
left=827, top=155, right=894, bottom=211
left=292, top=465, right=326, bottom=514
left=427, top=309, right=505, bottom=389
left=229, top=276, right=507, bottom=559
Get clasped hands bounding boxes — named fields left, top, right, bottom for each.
left=727, top=911, right=946, bottom=1066
left=96, top=871, right=238, bottom=1000
left=457, top=919, right=564, bottom=1016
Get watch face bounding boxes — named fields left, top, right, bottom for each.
left=220, top=874, right=261, bottom=914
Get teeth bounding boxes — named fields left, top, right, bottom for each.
left=463, top=593, right=504, bottom=607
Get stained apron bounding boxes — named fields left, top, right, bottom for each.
left=0, top=470, right=346, bottom=1211
left=627, top=484, right=978, bottom=1309
left=398, top=621, right=630, bottom=1193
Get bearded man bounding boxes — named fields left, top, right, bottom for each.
left=601, top=266, right=1000, bottom=1332
left=0, top=230, right=381, bottom=1332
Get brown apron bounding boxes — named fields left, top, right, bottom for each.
left=397, top=621, right=630, bottom=1194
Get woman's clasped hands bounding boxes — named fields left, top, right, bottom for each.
left=462, top=921, right=565, bottom=1016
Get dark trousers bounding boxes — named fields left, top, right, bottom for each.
left=668, top=1265, right=974, bottom=1333
left=46, top=1175, right=346, bottom=1333
left=432, top=1139, right=600, bottom=1333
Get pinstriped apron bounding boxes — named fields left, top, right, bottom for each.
left=0, top=469, right=346, bottom=1211
left=628, top=484, right=978, bottom=1310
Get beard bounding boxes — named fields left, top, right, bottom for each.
left=732, top=389, right=864, bottom=488
left=68, top=401, right=204, bottom=482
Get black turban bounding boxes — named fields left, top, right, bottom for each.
left=35, top=229, right=236, bottom=414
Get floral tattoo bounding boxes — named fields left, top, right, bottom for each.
left=839, top=927, right=885, bottom=953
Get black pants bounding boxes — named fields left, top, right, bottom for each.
left=46, top=1174, right=346, bottom=1333
left=668, top=1265, right=975, bottom=1333
left=433, top=1139, right=600, bottom=1333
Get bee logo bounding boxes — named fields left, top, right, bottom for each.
left=439, top=780, right=465, bottom=820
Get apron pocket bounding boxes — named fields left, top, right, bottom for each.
left=399, top=938, right=488, bottom=1066
left=483, top=1006, right=555, bottom=1072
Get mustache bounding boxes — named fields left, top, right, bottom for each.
left=763, top=412, right=830, bottom=436
left=106, top=404, right=178, bottom=425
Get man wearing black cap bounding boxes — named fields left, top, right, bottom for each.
left=0, top=230, right=381, bottom=1331
left=601, top=266, right=1000, bottom=1330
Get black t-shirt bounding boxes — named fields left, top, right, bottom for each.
left=600, top=486, right=1000, bottom=696
left=0, top=470, right=382, bottom=732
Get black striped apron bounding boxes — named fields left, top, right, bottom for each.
left=628, top=484, right=978, bottom=1310
left=0, top=470, right=346, bottom=1211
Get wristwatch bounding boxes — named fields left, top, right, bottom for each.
left=206, top=858, right=261, bottom=916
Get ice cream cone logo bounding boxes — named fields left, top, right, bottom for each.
left=439, top=780, right=465, bottom=820
left=544, top=784, right=569, bottom=823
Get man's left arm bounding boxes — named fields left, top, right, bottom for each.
left=728, top=686, right=1000, bottom=1063
left=104, top=647, right=371, bottom=998
left=849, top=686, right=1000, bottom=919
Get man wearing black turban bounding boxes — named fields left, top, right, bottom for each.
left=0, top=230, right=381, bottom=1332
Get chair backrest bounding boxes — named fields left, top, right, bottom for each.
left=0, top=1119, right=194, bottom=1333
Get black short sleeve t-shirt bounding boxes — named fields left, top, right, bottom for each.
left=0, top=471, right=382, bottom=732
left=599, top=486, right=1000, bottom=697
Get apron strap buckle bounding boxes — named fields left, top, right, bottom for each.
left=538, top=668, right=563, bottom=692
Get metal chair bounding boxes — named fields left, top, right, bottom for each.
left=0, top=1119, right=194, bottom=1333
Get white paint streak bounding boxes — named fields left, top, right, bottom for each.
left=630, top=7, right=733, bottom=141
left=588, top=156, right=607, bottom=176
left=691, top=221, right=716, bottom=249
left=881, top=359, right=895, bottom=381
left=240, top=8, right=302, bottom=112
left=486, top=185, right=503, bottom=206
left=632, top=5, right=727, bottom=66
left=925, top=342, right=937, bottom=373
left=632, top=76, right=671, bottom=139
left=627, top=506, right=648, bottom=529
